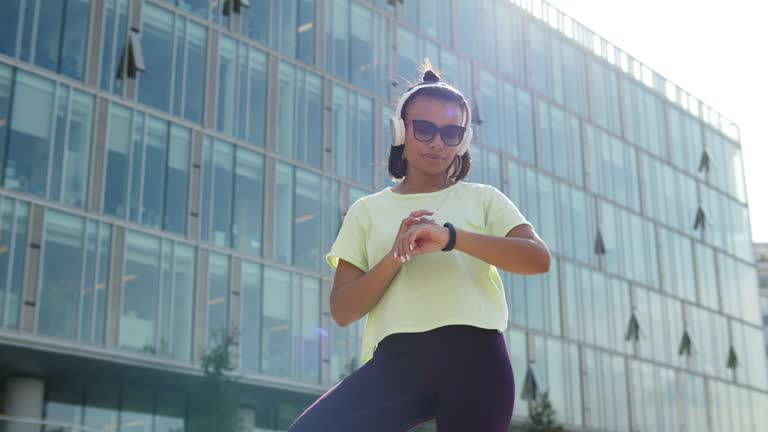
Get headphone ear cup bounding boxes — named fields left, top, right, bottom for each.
left=390, top=116, right=405, bottom=147
left=457, top=127, right=473, bottom=156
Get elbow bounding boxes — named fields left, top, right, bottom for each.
left=331, top=313, right=350, bottom=328
left=330, top=297, right=353, bottom=328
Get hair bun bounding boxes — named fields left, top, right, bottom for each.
left=422, top=70, right=441, bottom=83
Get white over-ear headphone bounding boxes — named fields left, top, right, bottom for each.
left=389, top=82, right=473, bottom=156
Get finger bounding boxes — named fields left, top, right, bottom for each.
left=401, top=228, right=416, bottom=261
left=408, top=209, right=434, bottom=219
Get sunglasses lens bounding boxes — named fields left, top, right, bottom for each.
left=412, top=120, right=437, bottom=142
left=441, top=125, right=465, bottom=146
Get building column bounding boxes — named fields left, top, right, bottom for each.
left=2, top=376, right=44, bottom=432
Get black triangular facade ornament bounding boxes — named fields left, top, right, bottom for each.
left=678, top=329, right=693, bottom=356
left=727, top=345, right=739, bottom=369
left=594, top=229, right=606, bottom=255
left=521, top=364, right=540, bottom=402
left=625, top=312, right=640, bottom=342
left=472, top=100, right=484, bottom=125
left=694, top=206, right=706, bottom=231
left=698, top=149, right=711, bottom=173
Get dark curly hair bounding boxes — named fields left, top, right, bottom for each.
left=387, top=66, right=472, bottom=182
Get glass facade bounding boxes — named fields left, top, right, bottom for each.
left=0, top=0, right=765, bottom=431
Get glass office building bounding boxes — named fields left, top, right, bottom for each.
left=0, top=0, right=766, bottom=430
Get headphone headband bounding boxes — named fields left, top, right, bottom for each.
left=393, top=82, right=473, bottom=127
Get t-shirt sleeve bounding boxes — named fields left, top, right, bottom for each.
left=484, top=186, right=534, bottom=237
left=326, top=200, right=370, bottom=273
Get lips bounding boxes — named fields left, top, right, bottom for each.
left=422, top=154, right=443, bottom=160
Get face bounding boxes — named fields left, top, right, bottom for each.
left=402, top=96, right=465, bottom=177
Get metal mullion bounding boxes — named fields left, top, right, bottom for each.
left=180, top=15, right=190, bottom=119
left=168, top=241, right=177, bottom=357
left=28, top=0, right=41, bottom=64
left=45, top=84, right=60, bottom=201
left=101, top=0, right=120, bottom=92
left=301, top=71, right=310, bottom=163
left=137, top=117, right=148, bottom=224
left=297, top=275, right=304, bottom=381
left=13, top=0, right=28, bottom=58
left=89, top=222, right=102, bottom=344
left=160, top=125, right=171, bottom=231
left=155, top=239, right=165, bottom=354
left=244, top=47, right=252, bottom=144
left=205, top=140, right=215, bottom=242
left=60, top=84, right=74, bottom=202
left=169, top=14, right=179, bottom=117
left=32, top=209, right=47, bottom=334
left=1, top=200, right=13, bottom=327
left=76, top=220, right=89, bottom=342
left=123, top=110, right=135, bottom=220
left=233, top=42, right=242, bottom=139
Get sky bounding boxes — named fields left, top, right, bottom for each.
left=545, top=0, right=768, bottom=243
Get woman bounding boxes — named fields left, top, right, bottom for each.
left=289, top=68, right=551, bottom=432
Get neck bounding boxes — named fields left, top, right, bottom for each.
left=396, top=171, right=453, bottom=194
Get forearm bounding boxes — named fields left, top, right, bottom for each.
left=454, top=228, right=551, bottom=275
left=330, top=253, right=403, bottom=327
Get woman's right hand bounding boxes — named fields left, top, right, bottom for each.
left=391, top=210, right=436, bottom=263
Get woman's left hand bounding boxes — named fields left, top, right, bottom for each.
left=397, top=221, right=450, bottom=261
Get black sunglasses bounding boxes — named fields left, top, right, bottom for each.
left=406, top=119, right=466, bottom=146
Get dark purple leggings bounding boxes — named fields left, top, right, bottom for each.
left=288, top=325, right=516, bottom=432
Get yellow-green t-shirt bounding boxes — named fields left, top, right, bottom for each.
left=326, top=181, right=533, bottom=363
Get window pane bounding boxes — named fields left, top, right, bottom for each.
left=43, top=378, right=82, bottom=428
left=100, top=0, right=129, bottom=94
left=104, top=104, right=132, bottom=218
left=233, top=148, right=264, bottom=256
left=83, top=380, right=120, bottom=431
left=154, top=391, right=185, bottom=432
left=62, top=0, right=92, bottom=80
left=38, top=211, right=84, bottom=340
left=184, top=21, right=207, bottom=124
left=242, top=0, right=269, bottom=44
left=138, top=4, right=174, bottom=112
left=120, top=387, right=153, bottom=432
left=142, top=117, right=169, bottom=228
left=350, top=4, right=372, bottom=91
left=274, top=162, right=294, bottom=264
left=34, top=1, right=66, bottom=73
left=247, top=48, right=268, bottom=147
left=0, top=2, right=22, bottom=56
left=294, top=169, right=322, bottom=271
left=276, top=62, right=296, bottom=158
left=294, top=71, right=324, bottom=167
left=120, top=231, right=161, bottom=353
left=300, top=277, right=321, bottom=382
left=208, top=252, right=230, bottom=348
left=218, top=36, right=237, bottom=136
left=61, top=91, right=94, bottom=208
left=212, top=140, right=235, bottom=247
left=6, top=71, right=54, bottom=197
left=240, top=261, right=262, bottom=373
left=326, top=0, right=349, bottom=79
left=297, top=0, right=315, bottom=65
left=0, top=199, right=29, bottom=330
left=164, top=125, right=190, bottom=234
left=170, top=243, right=195, bottom=362
left=262, top=267, right=292, bottom=378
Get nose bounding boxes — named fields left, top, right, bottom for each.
left=427, top=131, right=444, bottom=149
